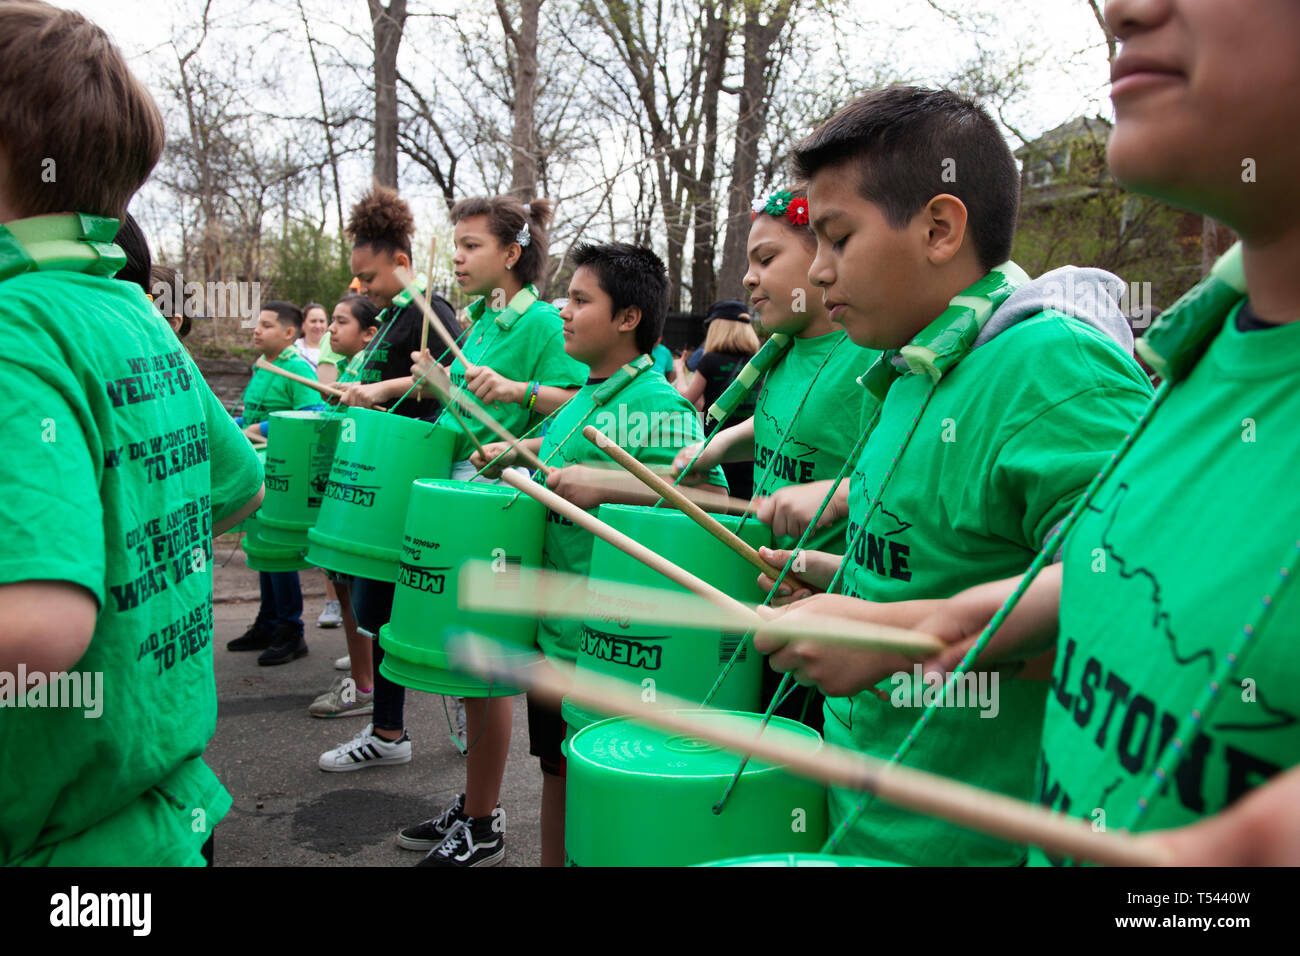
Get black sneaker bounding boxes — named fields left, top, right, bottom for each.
left=398, top=796, right=504, bottom=850
left=415, top=813, right=505, bottom=867
left=258, top=632, right=308, bottom=665
left=226, top=623, right=274, bottom=651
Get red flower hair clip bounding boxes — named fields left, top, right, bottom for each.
left=785, top=197, right=809, bottom=226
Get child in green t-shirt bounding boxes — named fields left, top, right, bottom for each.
left=389, top=198, right=587, bottom=866
left=403, top=242, right=726, bottom=867
left=0, top=2, right=262, bottom=866
left=672, top=185, right=882, bottom=732
left=305, top=294, right=384, bottom=718
left=777, top=1, right=1300, bottom=866
left=227, top=300, right=323, bottom=665
left=751, top=87, right=1153, bottom=866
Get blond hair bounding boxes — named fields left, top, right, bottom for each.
left=703, top=318, right=761, bottom=356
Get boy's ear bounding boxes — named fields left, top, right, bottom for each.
left=921, top=194, right=968, bottom=267
left=615, top=304, right=643, bottom=334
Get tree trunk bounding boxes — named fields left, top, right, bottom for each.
left=1200, top=216, right=1237, bottom=276
left=717, top=1, right=794, bottom=299
left=369, top=0, right=408, bottom=189
left=499, top=0, right=543, bottom=199
left=689, top=2, right=730, bottom=312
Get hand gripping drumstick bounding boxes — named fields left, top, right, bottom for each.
left=582, top=424, right=813, bottom=593
left=253, top=356, right=388, bottom=412
left=499, top=468, right=924, bottom=656
left=415, top=359, right=551, bottom=474
left=458, top=560, right=944, bottom=657
left=450, top=635, right=1170, bottom=868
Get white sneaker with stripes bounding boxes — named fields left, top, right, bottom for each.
left=317, top=723, right=412, bottom=772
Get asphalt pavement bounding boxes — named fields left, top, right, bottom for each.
left=207, top=532, right=542, bottom=867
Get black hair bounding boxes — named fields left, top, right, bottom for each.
left=337, top=293, right=381, bottom=330
left=450, top=195, right=554, bottom=287
left=262, top=299, right=304, bottom=335
left=567, top=242, right=668, bottom=355
left=114, top=211, right=151, bottom=292
left=346, top=184, right=414, bottom=258
left=792, top=86, right=1020, bottom=271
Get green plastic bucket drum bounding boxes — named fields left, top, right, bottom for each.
left=238, top=449, right=311, bottom=572
left=696, top=854, right=905, bottom=867
left=562, top=504, right=771, bottom=735
left=243, top=511, right=312, bottom=572
left=306, top=408, right=455, bottom=581
left=379, top=478, right=546, bottom=697
left=564, top=710, right=827, bottom=866
left=259, top=411, right=341, bottom=548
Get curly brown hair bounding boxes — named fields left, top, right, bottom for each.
left=346, top=184, right=415, bottom=257
left=449, top=195, right=554, bottom=287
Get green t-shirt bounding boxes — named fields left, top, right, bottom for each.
left=445, top=289, right=588, bottom=461
left=1032, top=303, right=1300, bottom=865
left=650, top=343, right=674, bottom=376
left=535, top=362, right=727, bottom=662
left=827, top=311, right=1153, bottom=866
left=316, top=330, right=349, bottom=371
left=240, top=345, right=321, bottom=424
left=0, top=255, right=263, bottom=865
left=752, top=330, right=879, bottom=552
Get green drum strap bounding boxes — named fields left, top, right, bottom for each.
left=711, top=383, right=932, bottom=814
left=705, top=332, right=793, bottom=427
left=822, top=381, right=1170, bottom=851
left=1123, top=538, right=1299, bottom=831
left=734, top=334, right=864, bottom=536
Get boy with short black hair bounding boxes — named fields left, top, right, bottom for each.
left=0, top=0, right=262, bottom=866
left=752, top=86, right=1154, bottom=865
left=777, top=0, right=1300, bottom=867
left=226, top=299, right=323, bottom=665
left=406, top=241, right=728, bottom=866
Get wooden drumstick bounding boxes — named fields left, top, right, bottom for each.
left=416, top=360, right=551, bottom=475
left=396, top=265, right=472, bottom=369
left=253, top=356, right=387, bottom=412
left=418, top=236, right=437, bottom=356
left=567, top=469, right=756, bottom=516
left=451, top=636, right=1170, bottom=868
left=458, top=560, right=944, bottom=656
left=582, top=425, right=812, bottom=591
left=502, top=468, right=789, bottom=621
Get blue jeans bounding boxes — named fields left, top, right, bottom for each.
left=255, top=571, right=303, bottom=634
left=350, top=576, right=404, bottom=734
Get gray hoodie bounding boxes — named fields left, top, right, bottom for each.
left=973, top=265, right=1135, bottom=354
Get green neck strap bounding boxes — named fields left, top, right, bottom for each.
left=861, top=261, right=1029, bottom=403
left=705, top=332, right=794, bottom=425
left=1135, top=242, right=1246, bottom=382
left=0, top=213, right=126, bottom=282
left=466, top=284, right=539, bottom=331
left=592, top=353, right=654, bottom=405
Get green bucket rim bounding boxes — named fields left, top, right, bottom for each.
left=378, top=624, right=530, bottom=697
left=566, top=709, right=823, bottom=781
left=306, top=525, right=399, bottom=581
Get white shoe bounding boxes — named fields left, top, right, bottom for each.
left=309, top=676, right=374, bottom=718
left=318, top=723, right=411, bottom=772
left=318, top=600, right=343, bottom=628
left=334, top=654, right=351, bottom=671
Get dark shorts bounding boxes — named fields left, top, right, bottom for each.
left=526, top=692, right=567, bottom=777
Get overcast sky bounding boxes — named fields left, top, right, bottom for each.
left=56, top=0, right=1117, bottom=259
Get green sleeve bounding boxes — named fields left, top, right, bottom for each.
left=991, top=384, right=1152, bottom=549
left=291, top=378, right=323, bottom=410
left=196, top=373, right=264, bottom=525
left=0, top=361, right=105, bottom=604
